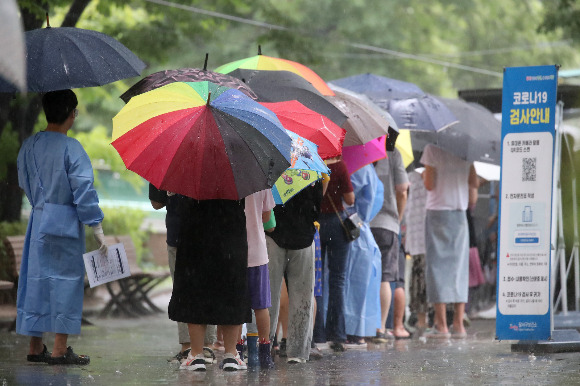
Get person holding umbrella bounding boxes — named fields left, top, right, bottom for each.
left=16, top=89, right=107, bottom=365
left=421, top=144, right=479, bottom=339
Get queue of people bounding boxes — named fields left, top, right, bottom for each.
left=14, top=89, right=482, bottom=372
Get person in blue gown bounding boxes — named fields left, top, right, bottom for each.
left=344, top=164, right=384, bottom=340
left=16, top=90, right=107, bottom=365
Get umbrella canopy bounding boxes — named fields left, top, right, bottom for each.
left=331, top=73, right=424, bottom=102
left=215, top=47, right=334, bottom=96
left=227, top=68, right=347, bottom=126
left=377, top=95, right=458, bottom=132
left=261, top=100, right=346, bottom=160
left=120, top=65, right=258, bottom=103
left=327, top=84, right=396, bottom=147
left=0, top=24, right=146, bottom=93
left=395, top=129, right=414, bottom=168
left=112, top=81, right=292, bottom=200
left=0, top=0, right=26, bottom=91
left=342, top=136, right=388, bottom=175
left=272, top=130, right=330, bottom=204
left=408, top=98, right=501, bottom=164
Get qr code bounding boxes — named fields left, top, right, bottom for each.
left=522, top=157, right=536, bottom=181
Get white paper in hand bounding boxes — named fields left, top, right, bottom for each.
left=83, top=243, right=131, bottom=287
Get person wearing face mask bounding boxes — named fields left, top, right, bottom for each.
left=16, top=89, right=107, bottom=365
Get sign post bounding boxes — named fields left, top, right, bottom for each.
left=496, top=65, right=558, bottom=341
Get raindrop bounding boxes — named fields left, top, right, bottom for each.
left=528, top=354, right=536, bottom=361
left=116, top=370, right=123, bottom=375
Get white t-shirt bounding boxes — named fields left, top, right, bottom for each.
left=420, top=144, right=471, bottom=211
left=245, top=189, right=276, bottom=267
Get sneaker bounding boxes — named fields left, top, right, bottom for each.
left=168, top=348, right=191, bottom=364
left=259, top=342, right=275, bottom=369
left=309, top=343, right=323, bottom=360
left=287, top=357, right=306, bottom=364
left=220, top=352, right=247, bottom=371
left=278, top=338, right=287, bottom=357
left=202, top=347, right=216, bottom=364
left=179, top=353, right=206, bottom=371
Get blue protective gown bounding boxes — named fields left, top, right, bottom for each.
left=343, top=164, right=384, bottom=337
left=16, top=131, right=103, bottom=337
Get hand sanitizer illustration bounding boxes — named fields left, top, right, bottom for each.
left=522, top=206, right=533, bottom=222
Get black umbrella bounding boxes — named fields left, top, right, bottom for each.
left=227, top=68, right=347, bottom=127
left=120, top=55, right=258, bottom=103
left=410, top=98, right=501, bottom=165
left=0, top=20, right=145, bottom=93
left=330, top=73, right=424, bottom=102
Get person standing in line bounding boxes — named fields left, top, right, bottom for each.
left=170, top=197, right=251, bottom=372
left=421, top=144, right=479, bottom=339
left=343, top=164, right=384, bottom=343
left=237, top=189, right=276, bottom=369
left=16, top=90, right=107, bottom=365
left=267, top=180, right=323, bottom=363
left=314, top=157, right=355, bottom=352
left=370, top=148, right=410, bottom=341
left=404, top=169, right=430, bottom=335
left=149, top=184, right=216, bottom=365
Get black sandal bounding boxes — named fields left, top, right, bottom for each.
left=27, top=344, right=52, bottom=363
left=47, top=346, right=90, bottom=365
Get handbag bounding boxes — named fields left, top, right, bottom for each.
left=329, top=198, right=362, bottom=242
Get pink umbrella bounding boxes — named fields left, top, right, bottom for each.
left=342, top=135, right=387, bottom=175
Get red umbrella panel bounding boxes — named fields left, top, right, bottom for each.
left=112, top=81, right=292, bottom=200
left=261, top=100, right=346, bottom=160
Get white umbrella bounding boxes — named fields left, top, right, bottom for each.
left=0, top=0, right=26, bottom=91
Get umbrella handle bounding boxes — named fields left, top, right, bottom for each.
left=203, top=53, right=208, bottom=71
left=206, top=92, right=211, bottom=106
left=258, top=45, right=262, bottom=55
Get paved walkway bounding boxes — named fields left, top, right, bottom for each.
left=1, top=291, right=579, bottom=385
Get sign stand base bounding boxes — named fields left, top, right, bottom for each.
left=511, top=329, right=580, bottom=353
left=554, top=311, right=580, bottom=330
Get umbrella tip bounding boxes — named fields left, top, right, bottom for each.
left=258, top=45, right=262, bottom=55
left=203, top=53, right=208, bottom=71
left=46, top=12, right=51, bottom=28
left=206, top=92, right=211, bottom=106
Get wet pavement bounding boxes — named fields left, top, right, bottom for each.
left=1, top=291, right=580, bottom=385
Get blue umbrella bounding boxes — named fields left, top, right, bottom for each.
left=330, top=73, right=424, bottom=102
left=377, top=94, right=458, bottom=132
left=271, top=130, right=329, bottom=204
left=0, top=23, right=145, bottom=93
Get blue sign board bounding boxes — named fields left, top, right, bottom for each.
left=496, top=65, right=557, bottom=340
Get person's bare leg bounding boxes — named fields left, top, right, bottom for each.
left=433, top=303, right=448, bottom=333
left=279, top=280, right=289, bottom=340
left=221, top=325, right=242, bottom=356
left=377, top=281, right=392, bottom=334
left=452, top=303, right=466, bottom=334
left=254, top=308, right=270, bottom=341
left=29, top=336, right=44, bottom=355
left=52, top=333, right=68, bottom=357
left=188, top=324, right=207, bottom=357
left=393, top=287, right=410, bottom=338
left=416, top=312, right=428, bottom=328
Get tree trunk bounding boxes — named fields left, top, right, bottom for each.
left=0, top=0, right=92, bottom=222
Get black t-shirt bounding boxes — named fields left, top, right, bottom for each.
left=149, top=183, right=180, bottom=247
left=267, top=181, right=323, bottom=250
